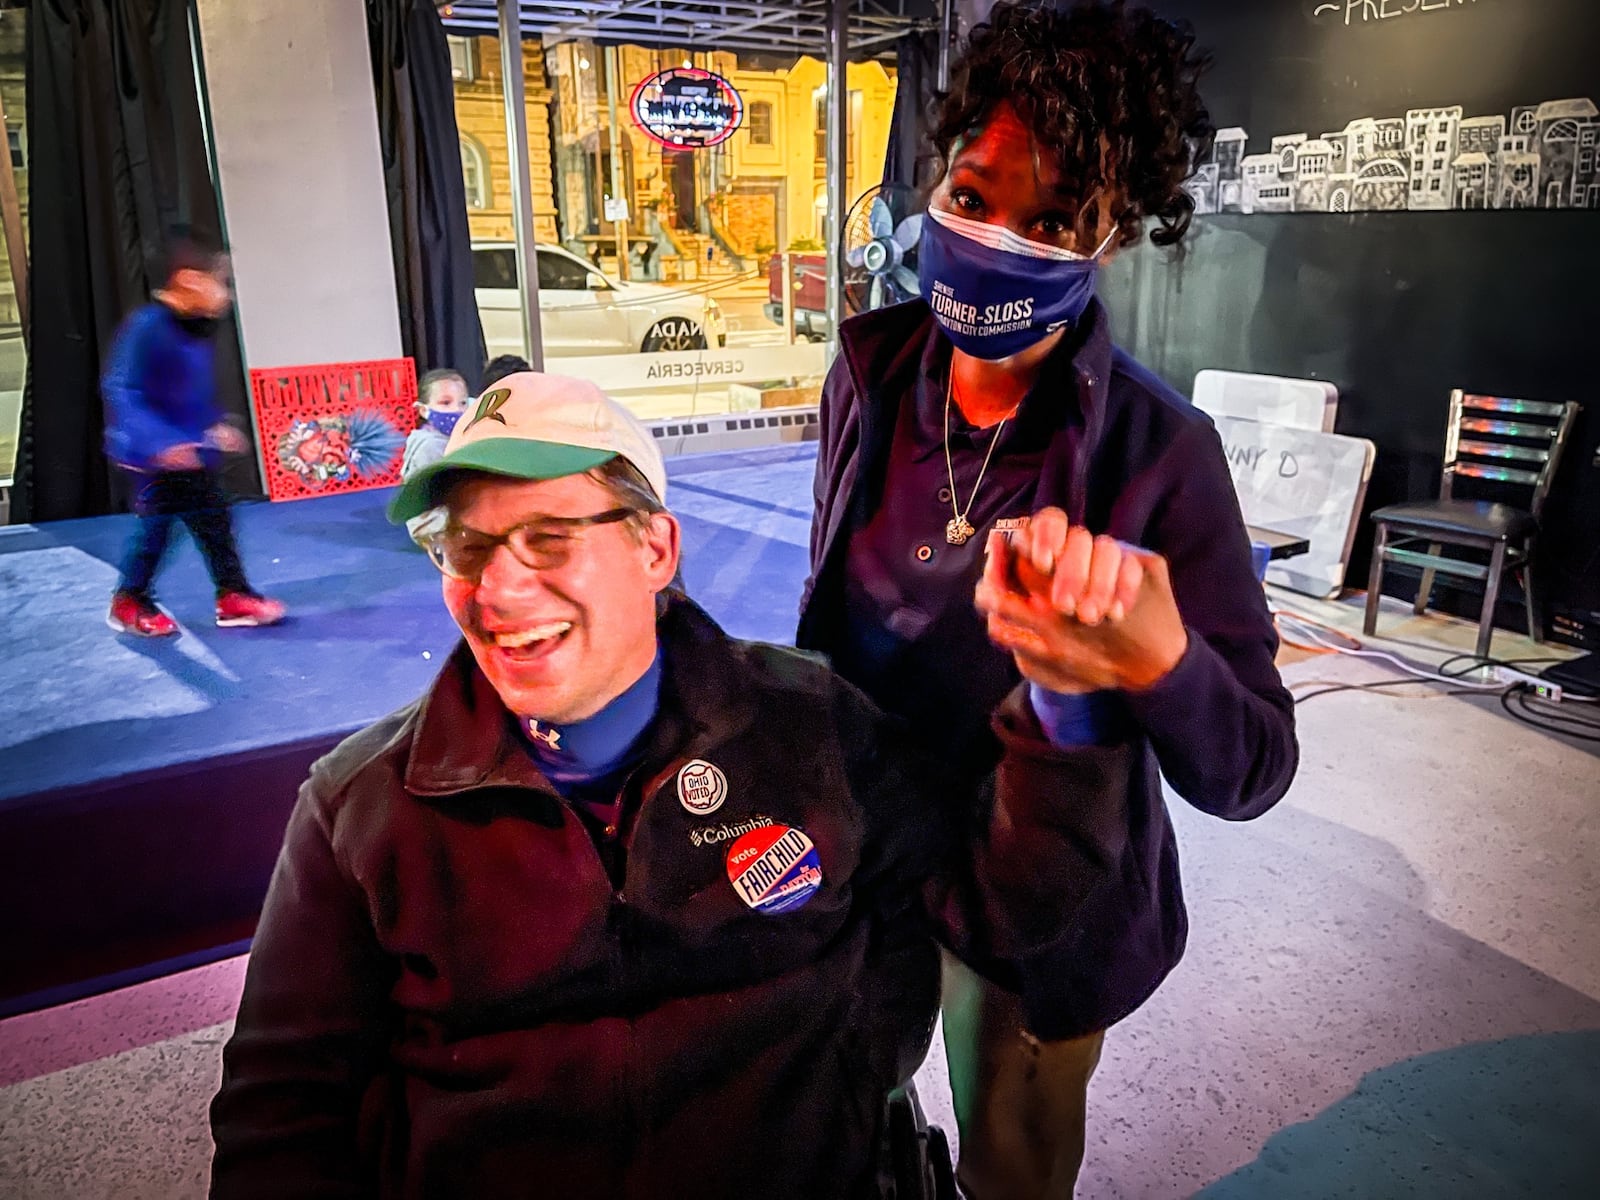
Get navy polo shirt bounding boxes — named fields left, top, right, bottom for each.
left=836, top=336, right=1096, bottom=767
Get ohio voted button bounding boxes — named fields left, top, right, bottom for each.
left=725, top=824, right=823, bottom=915
left=677, top=759, right=728, bottom=815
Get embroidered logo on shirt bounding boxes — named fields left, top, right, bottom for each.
left=690, top=814, right=773, bottom=847
left=676, top=759, right=728, bottom=815
left=994, top=515, right=1032, bottom=542
left=526, top=719, right=562, bottom=750
left=725, top=825, right=823, bottom=915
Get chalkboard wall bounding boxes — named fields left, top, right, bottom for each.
left=1097, top=0, right=1600, bottom=644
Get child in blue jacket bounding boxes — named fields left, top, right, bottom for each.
left=103, top=228, right=284, bottom=636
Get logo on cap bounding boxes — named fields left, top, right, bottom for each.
left=677, top=759, right=727, bottom=815
left=725, top=824, right=823, bottom=915
left=467, top=387, right=511, bottom=430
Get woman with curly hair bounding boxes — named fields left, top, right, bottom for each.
left=797, top=3, right=1299, bottom=1194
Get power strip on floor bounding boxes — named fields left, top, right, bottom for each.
left=1493, top=665, right=1562, bottom=703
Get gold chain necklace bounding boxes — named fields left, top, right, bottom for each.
left=943, top=373, right=1010, bottom=546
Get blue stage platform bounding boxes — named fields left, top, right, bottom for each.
left=0, top=444, right=818, bottom=1014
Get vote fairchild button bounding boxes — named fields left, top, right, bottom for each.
left=724, top=824, right=823, bottom=915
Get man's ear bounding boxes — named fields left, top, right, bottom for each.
left=640, top=511, right=681, bottom=593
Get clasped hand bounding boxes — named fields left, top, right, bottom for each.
left=974, top=508, right=1188, bottom=695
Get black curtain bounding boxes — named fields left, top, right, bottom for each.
left=368, top=0, right=484, bottom=391
left=15, top=0, right=254, bottom=523
left=881, top=30, right=942, bottom=196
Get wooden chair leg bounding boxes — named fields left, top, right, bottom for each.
left=1476, top=540, right=1508, bottom=661
left=1364, top=523, right=1388, bottom=637
left=1522, top=538, right=1542, bottom=643
left=1414, top=543, right=1440, bottom=616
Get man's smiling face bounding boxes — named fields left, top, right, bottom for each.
left=440, top=471, right=679, bottom=723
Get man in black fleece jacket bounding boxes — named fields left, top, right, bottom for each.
left=209, top=371, right=1148, bottom=1199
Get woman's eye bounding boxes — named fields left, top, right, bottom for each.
left=950, top=190, right=983, bottom=213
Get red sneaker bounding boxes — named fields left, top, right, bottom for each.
left=216, top=592, right=286, bottom=628
left=107, top=592, right=179, bottom=638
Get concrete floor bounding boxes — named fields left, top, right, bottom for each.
left=1, top=592, right=1595, bottom=1198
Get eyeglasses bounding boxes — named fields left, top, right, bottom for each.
left=415, top=508, right=637, bottom=580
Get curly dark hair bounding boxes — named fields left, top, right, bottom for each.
left=933, top=0, right=1215, bottom=250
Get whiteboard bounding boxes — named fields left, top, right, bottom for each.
left=1212, top=415, right=1375, bottom=599
left=1194, top=370, right=1339, bottom=432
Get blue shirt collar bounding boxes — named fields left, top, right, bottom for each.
left=521, top=648, right=663, bottom=787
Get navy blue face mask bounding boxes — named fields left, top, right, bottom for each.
left=918, top=207, right=1116, bottom=360
left=426, top=409, right=463, bottom=437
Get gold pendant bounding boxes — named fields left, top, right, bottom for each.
left=946, top=516, right=975, bottom=546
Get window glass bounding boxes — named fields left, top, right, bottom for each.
left=0, top=24, right=25, bottom=490
left=445, top=31, right=902, bottom=422
left=473, top=247, right=517, bottom=290
left=449, top=37, right=475, bottom=82
left=537, top=250, right=591, bottom=291
left=748, top=102, right=773, bottom=146
left=461, top=136, right=488, bottom=208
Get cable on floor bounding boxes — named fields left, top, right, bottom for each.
left=1499, top=686, right=1600, bottom=741
left=1291, top=679, right=1501, bottom=705
left=1274, top=610, right=1507, bottom=691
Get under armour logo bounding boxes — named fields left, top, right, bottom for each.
left=526, top=720, right=561, bottom=750
left=468, top=387, right=511, bottom=429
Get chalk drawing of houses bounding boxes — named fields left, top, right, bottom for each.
left=1509, top=105, right=1540, bottom=142
left=1406, top=106, right=1463, bottom=210
left=1579, top=124, right=1600, bottom=209
left=1194, top=94, right=1600, bottom=219
left=1353, top=158, right=1409, bottom=212
left=1340, top=118, right=1381, bottom=171
left=1186, top=162, right=1219, bottom=215
left=1374, top=118, right=1406, bottom=157
left=1533, top=98, right=1599, bottom=208
left=1326, top=173, right=1357, bottom=213
left=1241, top=153, right=1293, bottom=214
left=1453, top=152, right=1492, bottom=209
left=1293, top=139, right=1335, bottom=212
left=1210, top=127, right=1248, bottom=213
left=1495, top=150, right=1540, bottom=209
left=1323, top=131, right=1352, bottom=176
left=1459, top=116, right=1505, bottom=164
left=1272, top=133, right=1308, bottom=177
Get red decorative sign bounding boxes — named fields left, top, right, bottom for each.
left=630, top=67, right=744, bottom=150
left=249, top=358, right=417, bottom=502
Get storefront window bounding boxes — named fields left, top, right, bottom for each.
left=748, top=101, right=773, bottom=147
left=449, top=32, right=897, bottom=423
left=0, top=14, right=26, bottom=497
left=460, top=135, right=489, bottom=208
left=448, top=36, right=476, bottom=83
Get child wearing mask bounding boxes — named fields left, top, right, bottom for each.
left=402, top=369, right=471, bottom=480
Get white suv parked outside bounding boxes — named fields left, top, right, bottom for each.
left=473, top=242, right=726, bottom=358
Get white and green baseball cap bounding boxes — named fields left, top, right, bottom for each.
left=388, top=371, right=667, bottom=523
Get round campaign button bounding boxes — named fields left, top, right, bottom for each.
left=677, top=758, right=728, bottom=815
left=725, top=824, right=824, bottom=915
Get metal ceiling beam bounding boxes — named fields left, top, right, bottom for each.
left=441, top=0, right=922, bottom=55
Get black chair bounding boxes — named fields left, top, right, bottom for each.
left=1365, top=389, right=1578, bottom=659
